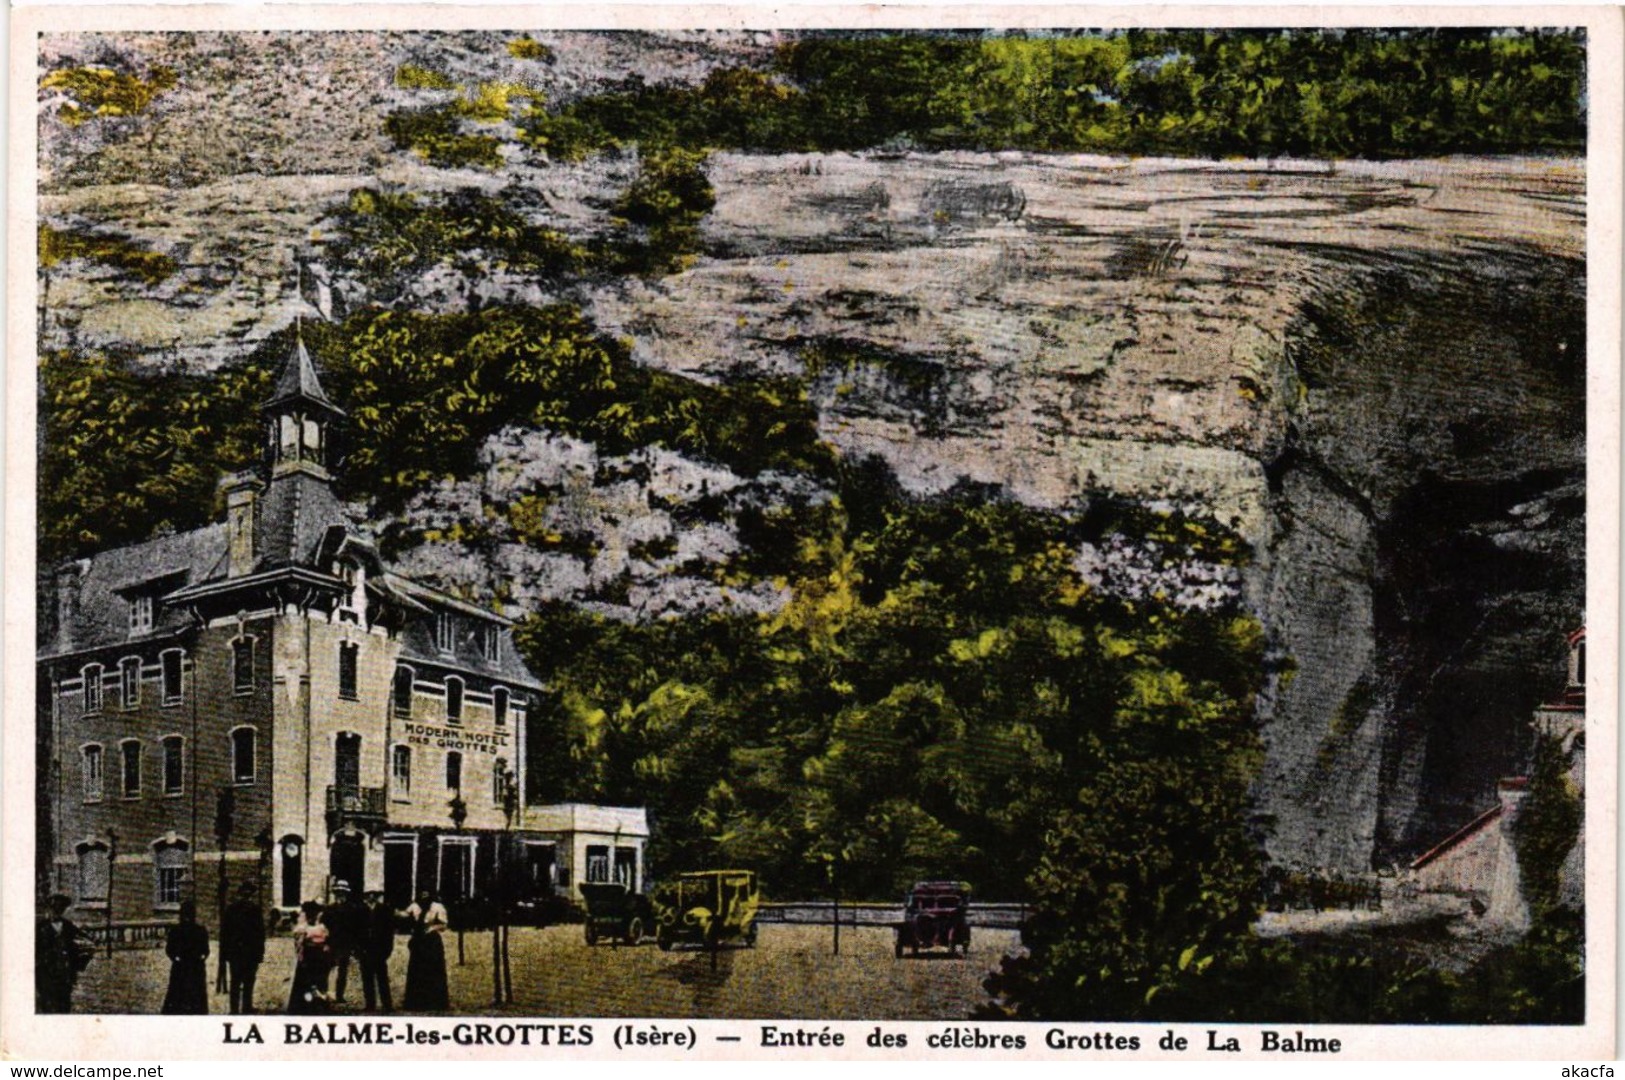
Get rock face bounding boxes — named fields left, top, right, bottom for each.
left=613, top=153, right=1586, bottom=869
left=36, top=28, right=1585, bottom=870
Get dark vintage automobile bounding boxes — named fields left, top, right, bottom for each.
left=652, top=870, right=760, bottom=951
left=579, top=882, right=654, bottom=946
left=895, top=881, right=971, bottom=958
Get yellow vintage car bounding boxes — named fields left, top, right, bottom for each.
left=652, top=870, right=760, bottom=950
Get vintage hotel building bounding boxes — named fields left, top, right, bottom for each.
left=38, top=337, right=647, bottom=921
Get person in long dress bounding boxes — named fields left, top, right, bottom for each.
left=287, top=901, right=333, bottom=1014
left=402, top=890, right=449, bottom=1011
left=161, top=901, right=210, bottom=1014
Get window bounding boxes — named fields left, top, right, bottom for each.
left=128, top=594, right=153, bottom=636
left=585, top=845, right=610, bottom=884
left=120, top=657, right=141, bottom=710
left=75, top=843, right=109, bottom=906
left=393, top=668, right=414, bottom=718
left=153, top=841, right=190, bottom=910
left=445, top=677, right=464, bottom=723
left=162, top=736, right=184, bottom=795
left=82, top=665, right=103, bottom=714
left=339, top=561, right=364, bottom=617
left=120, top=740, right=141, bottom=798
left=391, top=745, right=412, bottom=797
left=335, top=732, right=361, bottom=792
left=492, top=757, right=508, bottom=807
left=161, top=650, right=183, bottom=705
left=81, top=745, right=104, bottom=802
left=435, top=612, right=455, bottom=654
left=493, top=687, right=509, bottom=727
left=614, top=846, right=637, bottom=888
left=339, top=642, right=359, bottom=700
left=231, top=727, right=256, bottom=784
left=232, top=637, right=255, bottom=694
left=481, top=624, right=500, bottom=662
left=445, top=750, right=462, bottom=792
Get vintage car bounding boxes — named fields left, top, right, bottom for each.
left=895, top=881, right=971, bottom=958
left=652, top=870, right=760, bottom=951
left=579, top=882, right=654, bottom=946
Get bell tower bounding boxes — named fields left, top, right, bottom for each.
left=262, top=333, right=345, bottom=479
left=255, top=333, right=349, bottom=569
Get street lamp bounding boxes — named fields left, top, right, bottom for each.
left=494, top=764, right=517, bottom=1005
left=255, top=829, right=273, bottom=913
left=214, top=786, right=235, bottom=992
left=448, top=794, right=467, bottom=965
left=104, top=829, right=118, bottom=959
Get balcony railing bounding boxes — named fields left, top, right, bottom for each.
left=326, top=785, right=386, bottom=820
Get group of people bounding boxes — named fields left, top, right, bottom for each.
left=36, top=884, right=455, bottom=1015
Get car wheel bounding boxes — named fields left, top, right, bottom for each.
left=744, top=922, right=758, bottom=947
left=585, top=923, right=598, bottom=946
left=894, top=937, right=904, bottom=960
left=625, top=917, right=645, bottom=945
left=657, top=932, right=673, bottom=952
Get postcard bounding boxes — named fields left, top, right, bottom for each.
left=4, top=4, right=1619, bottom=1062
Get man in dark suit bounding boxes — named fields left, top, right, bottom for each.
left=359, top=889, right=396, bottom=1013
left=220, top=881, right=266, bottom=1014
left=323, top=881, right=366, bottom=1004
left=36, top=894, right=89, bottom=1013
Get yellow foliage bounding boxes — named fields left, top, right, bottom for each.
left=393, top=64, right=454, bottom=91
left=507, top=36, right=555, bottom=61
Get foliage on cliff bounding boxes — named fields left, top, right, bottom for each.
left=1512, top=734, right=1583, bottom=918
left=37, top=306, right=831, bottom=563
left=520, top=29, right=1585, bottom=160
left=516, top=478, right=1269, bottom=909
left=40, top=60, right=177, bottom=129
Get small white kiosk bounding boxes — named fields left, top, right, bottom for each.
left=525, top=803, right=650, bottom=899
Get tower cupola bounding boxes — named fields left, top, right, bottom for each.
left=262, top=333, right=345, bottom=478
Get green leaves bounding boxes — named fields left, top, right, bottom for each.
left=38, top=349, right=269, bottom=561
left=41, top=62, right=177, bottom=128
left=605, top=145, right=717, bottom=276
left=520, top=29, right=1581, bottom=160
left=38, top=225, right=177, bottom=284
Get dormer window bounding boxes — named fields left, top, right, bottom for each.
left=338, top=560, right=366, bottom=622
left=482, top=624, right=500, bottom=662
left=128, top=594, right=154, bottom=636
left=435, top=612, right=455, bottom=654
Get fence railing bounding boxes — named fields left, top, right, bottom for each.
left=757, top=902, right=1028, bottom=929
left=81, top=921, right=170, bottom=949
left=326, top=785, right=387, bottom=818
